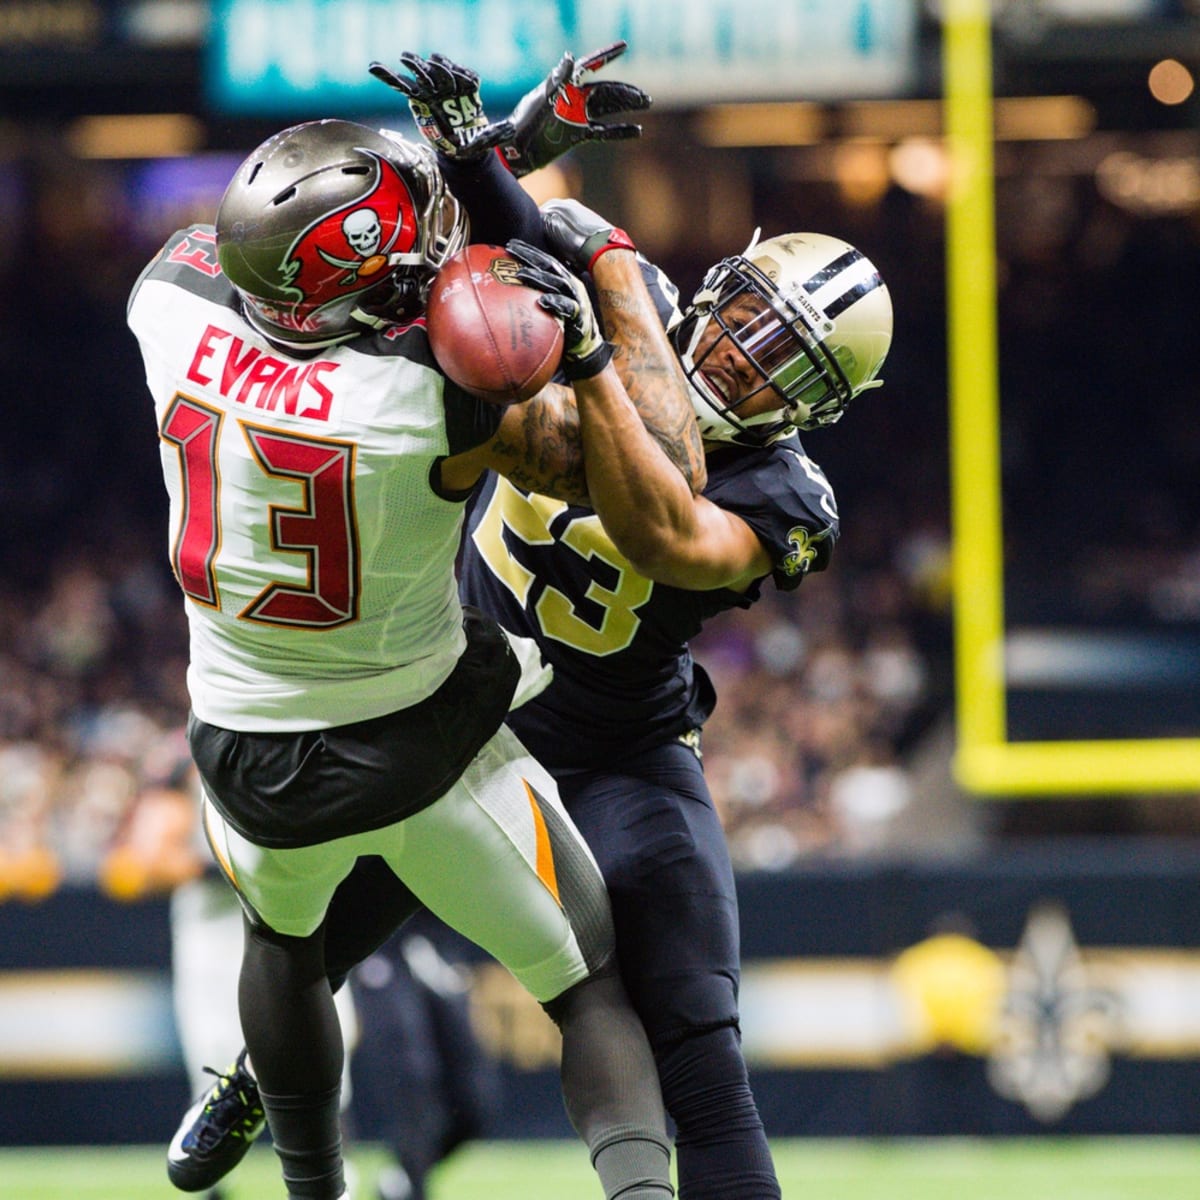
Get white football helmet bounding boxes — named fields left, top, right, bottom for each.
left=672, top=231, right=893, bottom=446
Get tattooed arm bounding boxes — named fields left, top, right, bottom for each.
left=436, top=269, right=767, bottom=591
left=438, top=382, right=590, bottom=504
left=437, top=251, right=706, bottom=508
left=590, top=251, right=707, bottom=493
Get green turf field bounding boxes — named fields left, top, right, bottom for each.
left=3, top=1137, right=1200, bottom=1200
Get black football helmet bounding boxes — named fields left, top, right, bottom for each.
left=215, top=119, right=467, bottom=349
left=672, top=231, right=893, bottom=446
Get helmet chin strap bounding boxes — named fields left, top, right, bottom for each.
left=676, top=310, right=708, bottom=370
left=241, top=301, right=360, bottom=352
left=387, top=249, right=427, bottom=268
left=350, top=306, right=395, bottom=333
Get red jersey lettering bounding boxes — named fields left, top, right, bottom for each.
left=186, top=325, right=230, bottom=387
left=221, top=338, right=262, bottom=395
left=301, top=362, right=337, bottom=422
left=237, top=355, right=289, bottom=409
left=183, top=326, right=340, bottom=422
left=167, top=229, right=221, bottom=277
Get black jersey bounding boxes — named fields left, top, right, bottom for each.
left=460, top=434, right=838, bottom=771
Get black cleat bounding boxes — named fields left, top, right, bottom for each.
left=167, top=1051, right=265, bottom=1192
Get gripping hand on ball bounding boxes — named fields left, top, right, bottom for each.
left=494, top=42, right=651, bottom=178
left=506, top=240, right=612, bottom=381
left=369, top=52, right=508, bottom=161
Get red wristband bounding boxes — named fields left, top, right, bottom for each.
left=587, top=228, right=636, bottom=271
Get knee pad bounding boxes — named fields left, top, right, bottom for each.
left=655, top=1025, right=758, bottom=1139
left=632, top=968, right=739, bottom=1050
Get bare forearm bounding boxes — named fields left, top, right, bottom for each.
left=479, top=384, right=591, bottom=504
left=573, top=364, right=695, bottom=573
left=590, top=252, right=707, bottom=494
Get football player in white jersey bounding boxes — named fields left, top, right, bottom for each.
left=156, top=46, right=894, bottom=1200
left=128, top=117, right=708, bottom=1200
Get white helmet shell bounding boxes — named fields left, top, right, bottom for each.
left=674, top=231, right=893, bottom=446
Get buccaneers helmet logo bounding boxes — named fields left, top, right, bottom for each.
left=275, top=151, right=418, bottom=330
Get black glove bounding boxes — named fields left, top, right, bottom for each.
left=495, top=42, right=652, bottom=178
left=506, top=239, right=612, bottom=381
left=541, top=198, right=636, bottom=275
left=368, top=51, right=509, bottom=161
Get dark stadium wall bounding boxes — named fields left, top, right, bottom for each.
left=3, top=841, right=1200, bottom=1145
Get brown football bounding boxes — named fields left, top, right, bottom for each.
left=426, top=244, right=564, bottom=405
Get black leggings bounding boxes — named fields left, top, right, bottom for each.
left=239, top=919, right=344, bottom=1200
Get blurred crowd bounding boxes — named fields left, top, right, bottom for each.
left=0, top=544, right=200, bottom=899
left=3, top=113, right=1199, bottom=900
left=0, top=514, right=952, bottom=897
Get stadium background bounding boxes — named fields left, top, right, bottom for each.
left=2, top=0, right=1200, bottom=1157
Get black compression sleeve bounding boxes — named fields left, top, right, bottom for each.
left=438, top=150, right=546, bottom=249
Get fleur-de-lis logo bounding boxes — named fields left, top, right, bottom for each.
left=987, top=901, right=1122, bottom=1122
left=781, top=523, right=831, bottom=577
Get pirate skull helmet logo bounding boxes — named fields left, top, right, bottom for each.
left=342, top=208, right=384, bottom=259
left=216, top=120, right=467, bottom=348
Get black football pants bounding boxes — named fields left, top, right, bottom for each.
left=556, top=739, right=781, bottom=1200
left=316, top=738, right=780, bottom=1200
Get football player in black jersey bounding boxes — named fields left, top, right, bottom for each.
left=165, top=47, right=892, bottom=1200
left=408, top=52, right=891, bottom=1200
left=406, top=53, right=891, bottom=1200
left=470, top=217, right=890, bottom=1200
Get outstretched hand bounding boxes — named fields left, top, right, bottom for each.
left=495, top=41, right=652, bottom=178
left=506, top=240, right=612, bottom=381
left=369, top=51, right=510, bottom=160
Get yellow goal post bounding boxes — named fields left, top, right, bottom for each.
left=943, top=0, right=1200, bottom=795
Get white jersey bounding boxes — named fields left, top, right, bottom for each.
left=127, top=226, right=502, bottom=732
